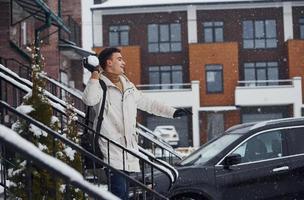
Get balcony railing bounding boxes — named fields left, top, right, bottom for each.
left=137, top=83, right=192, bottom=91
left=238, top=79, right=293, bottom=87
left=235, top=77, right=302, bottom=117
left=60, top=15, right=81, bottom=46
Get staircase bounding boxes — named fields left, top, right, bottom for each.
left=0, top=58, right=183, bottom=199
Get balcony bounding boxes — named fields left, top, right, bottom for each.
left=137, top=81, right=201, bottom=147
left=137, top=81, right=200, bottom=108
left=60, top=15, right=81, bottom=46
left=235, top=77, right=302, bottom=117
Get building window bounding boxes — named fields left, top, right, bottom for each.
left=205, top=64, right=223, bottom=93
left=244, top=62, right=279, bottom=86
left=300, top=18, right=304, bottom=39
left=148, top=65, right=183, bottom=89
left=148, top=23, right=181, bottom=53
left=94, top=0, right=102, bottom=4
left=109, top=25, right=129, bottom=46
left=203, top=21, right=224, bottom=43
left=243, top=20, right=277, bottom=49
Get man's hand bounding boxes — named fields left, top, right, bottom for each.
left=173, top=108, right=193, bottom=118
left=91, top=69, right=101, bottom=80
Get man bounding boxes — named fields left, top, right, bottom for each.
left=82, top=47, right=190, bottom=199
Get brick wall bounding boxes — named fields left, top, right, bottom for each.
left=287, top=40, right=304, bottom=101
left=62, top=0, right=81, bottom=24
left=189, top=42, right=239, bottom=106
left=0, top=1, right=29, bottom=64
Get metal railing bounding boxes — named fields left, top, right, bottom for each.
left=238, top=79, right=293, bottom=87
left=0, top=59, right=182, bottom=162
left=137, top=124, right=182, bottom=165
left=136, top=83, right=192, bottom=91
left=0, top=124, right=119, bottom=200
left=60, top=15, right=81, bottom=46
left=0, top=100, right=169, bottom=199
left=0, top=64, right=178, bottom=199
left=0, top=58, right=85, bottom=112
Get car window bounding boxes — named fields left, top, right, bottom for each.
left=180, top=133, right=241, bottom=166
left=285, top=127, right=304, bottom=155
left=231, top=130, right=283, bottom=164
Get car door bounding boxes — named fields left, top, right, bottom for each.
left=215, top=129, right=291, bottom=200
left=283, top=126, right=304, bottom=197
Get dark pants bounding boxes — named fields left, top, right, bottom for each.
left=108, top=170, right=129, bottom=200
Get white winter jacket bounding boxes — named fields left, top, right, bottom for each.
left=82, top=74, right=176, bottom=172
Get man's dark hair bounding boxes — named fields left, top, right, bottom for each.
left=98, top=47, right=121, bottom=69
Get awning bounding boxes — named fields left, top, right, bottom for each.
left=199, top=106, right=239, bottom=112
left=13, top=0, right=70, bottom=33
left=59, top=42, right=96, bottom=59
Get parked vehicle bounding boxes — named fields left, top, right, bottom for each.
left=153, top=125, right=179, bottom=147
left=155, top=117, right=304, bottom=200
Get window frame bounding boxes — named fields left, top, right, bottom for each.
left=205, top=64, right=223, bottom=93
left=299, top=17, right=304, bottom=39
left=147, top=23, right=182, bottom=53
left=242, top=19, right=277, bottom=49
left=109, top=25, right=130, bottom=46
left=216, top=126, right=293, bottom=166
left=243, top=61, right=279, bottom=86
left=203, top=21, right=224, bottom=43
left=148, top=65, right=183, bottom=89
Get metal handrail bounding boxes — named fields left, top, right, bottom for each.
left=137, top=83, right=192, bottom=87
left=75, top=116, right=176, bottom=184
left=237, top=79, right=293, bottom=87
left=0, top=100, right=168, bottom=199
left=136, top=83, right=192, bottom=91
left=0, top=62, right=182, bottom=162
left=137, top=123, right=182, bottom=160
left=0, top=60, right=180, bottom=172
left=0, top=66, right=86, bottom=120
left=0, top=58, right=84, bottom=110
left=0, top=72, right=176, bottom=182
left=0, top=69, right=177, bottom=195
left=238, top=79, right=293, bottom=84
left=0, top=125, right=120, bottom=200
left=138, top=146, right=178, bottom=181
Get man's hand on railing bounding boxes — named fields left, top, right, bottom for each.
left=173, top=108, right=192, bottom=118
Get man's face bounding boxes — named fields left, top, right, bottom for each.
left=106, top=52, right=126, bottom=75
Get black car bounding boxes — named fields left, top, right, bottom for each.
left=155, top=117, right=304, bottom=200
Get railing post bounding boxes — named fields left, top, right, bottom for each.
left=1, top=143, right=8, bottom=200
left=141, top=160, right=146, bottom=200
left=26, top=161, right=33, bottom=200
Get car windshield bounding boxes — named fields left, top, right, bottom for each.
left=179, top=133, right=242, bottom=166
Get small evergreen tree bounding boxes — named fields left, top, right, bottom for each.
left=9, top=44, right=64, bottom=199
left=59, top=95, right=84, bottom=199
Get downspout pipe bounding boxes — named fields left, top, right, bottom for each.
left=35, top=12, right=52, bottom=48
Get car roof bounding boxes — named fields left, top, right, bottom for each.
left=227, top=117, right=304, bottom=134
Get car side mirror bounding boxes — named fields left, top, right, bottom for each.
left=223, top=153, right=242, bottom=169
